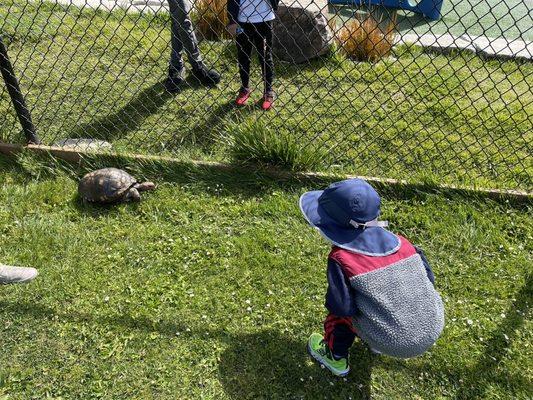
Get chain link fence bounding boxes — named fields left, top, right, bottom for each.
left=0, top=0, right=531, bottom=191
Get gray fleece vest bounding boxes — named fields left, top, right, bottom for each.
left=330, top=236, right=445, bottom=358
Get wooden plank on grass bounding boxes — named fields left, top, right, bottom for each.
left=0, top=141, right=530, bottom=201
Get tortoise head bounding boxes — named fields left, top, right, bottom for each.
left=123, top=182, right=155, bottom=202
left=136, top=181, right=156, bottom=192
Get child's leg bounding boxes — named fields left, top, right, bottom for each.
left=324, top=313, right=357, bottom=360
left=236, top=24, right=254, bottom=89
left=253, top=21, right=274, bottom=93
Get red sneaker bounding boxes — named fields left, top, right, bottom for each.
left=235, top=88, right=251, bottom=106
left=260, top=91, right=275, bottom=111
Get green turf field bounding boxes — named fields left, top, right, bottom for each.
left=404, top=0, right=532, bottom=41
left=333, top=0, right=533, bottom=41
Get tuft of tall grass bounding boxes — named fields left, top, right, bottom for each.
left=193, top=0, right=229, bottom=41
left=224, top=121, right=329, bottom=172
left=14, top=150, right=76, bottom=180
left=335, top=8, right=397, bottom=62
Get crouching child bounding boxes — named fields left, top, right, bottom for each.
left=299, top=178, right=445, bottom=377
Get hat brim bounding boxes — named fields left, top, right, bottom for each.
left=299, top=190, right=400, bottom=256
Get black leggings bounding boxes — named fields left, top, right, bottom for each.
left=236, top=21, right=274, bottom=92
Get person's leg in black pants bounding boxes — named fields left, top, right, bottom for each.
left=236, top=23, right=254, bottom=91
left=253, top=21, right=274, bottom=94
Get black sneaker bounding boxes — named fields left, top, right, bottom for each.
left=164, top=68, right=185, bottom=93
left=191, top=66, right=221, bottom=86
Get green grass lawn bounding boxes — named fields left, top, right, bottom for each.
left=0, top=152, right=531, bottom=399
left=0, top=1, right=531, bottom=191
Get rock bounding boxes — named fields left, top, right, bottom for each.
left=273, top=1, right=333, bottom=63
left=53, top=138, right=113, bottom=152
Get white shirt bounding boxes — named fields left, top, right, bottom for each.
left=237, top=0, right=275, bottom=23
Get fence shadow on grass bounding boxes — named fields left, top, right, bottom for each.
left=167, top=100, right=237, bottom=151
left=67, top=81, right=173, bottom=142
left=0, top=297, right=373, bottom=399
left=0, top=152, right=529, bottom=210
left=452, top=273, right=532, bottom=398
left=379, top=273, right=533, bottom=398
left=2, top=272, right=530, bottom=399
left=124, top=161, right=532, bottom=209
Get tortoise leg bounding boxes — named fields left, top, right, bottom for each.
left=126, top=187, right=141, bottom=202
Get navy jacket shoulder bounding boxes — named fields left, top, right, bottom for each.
left=414, top=245, right=435, bottom=285
left=325, top=258, right=357, bottom=317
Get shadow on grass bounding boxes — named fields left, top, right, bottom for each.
left=70, top=195, right=143, bottom=217
left=452, top=272, right=532, bottom=398
left=165, top=100, right=238, bottom=151
left=67, top=81, right=173, bottom=142
left=379, top=273, right=532, bottom=398
left=217, top=330, right=373, bottom=399
left=2, top=270, right=530, bottom=397
left=274, top=52, right=343, bottom=80
left=2, top=278, right=531, bottom=398
left=135, top=162, right=532, bottom=208
left=0, top=151, right=529, bottom=209
left=0, top=298, right=373, bottom=399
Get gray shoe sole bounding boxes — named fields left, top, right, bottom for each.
left=0, top=266, right=38, bottom=284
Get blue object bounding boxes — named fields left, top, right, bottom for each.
left=299, top=178, right=401, bottom=256
left=329, top=0, right=444, bottom=21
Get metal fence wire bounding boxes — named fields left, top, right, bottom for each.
left=0, top=0, right=531, bottom=191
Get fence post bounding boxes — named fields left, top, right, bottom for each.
left=0, top=35, right=40, bottom=144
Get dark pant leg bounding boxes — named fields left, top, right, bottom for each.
left=236, top=24, right=254, bottom=89
left=324, top=313, right=357, bottom=359
left=168, top=0, right=203, bottom=71
left=253, top=21, right=274, bottom=92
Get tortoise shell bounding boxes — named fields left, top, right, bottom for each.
left=78, top=168, right=137, bottom=203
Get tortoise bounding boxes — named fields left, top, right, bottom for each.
left=78, top=168, right=155, bottom=203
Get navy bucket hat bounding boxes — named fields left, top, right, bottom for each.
left=299, top=179, right=400, bottom=256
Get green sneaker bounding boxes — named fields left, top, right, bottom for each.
left=307, top=333, right=350, bottom=377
